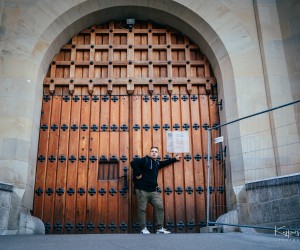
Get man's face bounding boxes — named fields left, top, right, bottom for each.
left=150, top=148, right=159, bottom=159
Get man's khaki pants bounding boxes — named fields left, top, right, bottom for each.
left=135, top=189, right=164, bottom=230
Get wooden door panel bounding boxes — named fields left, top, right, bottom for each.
left=35, top=89, right=221, bottom=233
left=34, top=20, right=224, bottom=234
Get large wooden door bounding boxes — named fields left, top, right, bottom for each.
left=33, top=20, right=225, bottom=234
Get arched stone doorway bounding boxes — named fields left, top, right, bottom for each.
left=33, top=20, right=225, bottom=234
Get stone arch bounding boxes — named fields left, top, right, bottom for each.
left=2, top=0, right=262, bottom=228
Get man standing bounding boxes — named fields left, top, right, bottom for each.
left=131, top=147, right=182, bottom=234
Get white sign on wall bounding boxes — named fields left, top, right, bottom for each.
left=214, top=136, right=223, bottom=144
left=166, top=131, right=190, bottom=153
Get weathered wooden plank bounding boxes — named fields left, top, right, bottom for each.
left=166, top=32, right=172, bottom=78
left=43, top=87, right=62, bottom=233
left=44, top=77, right=215, bottom=86
left=185, top=37, right=191, bottom=79
left=147, top=22, right=154, bottom=76
left=127, top=30, right=134, bottom=82
left=107, top=86, right=120, bottom=233
left=180, top=86, right=196, bottom=233
left=86, top=86, right=100, bottom=234
left=160, top=86, right=175, bottom=232
left=108, top=21, right=114, bottom=80
left=141, top=85, right=154, bottom=231
left=130, top=86, right=142, bottom=232
left=118, top=86, right=130, bottom=233
left=64, top=87, right=81, bottom=233
left=33, top=87, right=52, bottom=220
left=170, top=86, right=186, bottom=233
left=189, top=86, right=206, bottom=229
left=199, top=89, right=211, bottom=224
left=70, top=37, right=77, bottom=79
left=50, top=55, right=57, bottom=79
left=53, top=87, right=71, bottom=234
left=89, top=26, right=96, bottom=87
left=209, top=95, right=219, bottom=221
left=75, top=87, right=90, bottom=234
left=98, top=86, right=110, bottom=233
left=51, top=61, right=203, bottom=67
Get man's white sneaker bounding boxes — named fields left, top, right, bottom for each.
left=141, top=227, right=151, bottom=234
left=156, top=227, right=171, bottom=234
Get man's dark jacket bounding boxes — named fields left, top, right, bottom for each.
left=130, top=156, right=177, bottom=192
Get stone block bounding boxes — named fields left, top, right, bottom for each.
left=7, top=188, right=24, bottom=230
left=0, top=138, right=17, bottom=160
left=268, top=185, right=282, bottom=200
left=248, top=188, right=269, bottom=203
left=13, top=160, right=28, bottom=187
left=0, top=207, right=10, bottom=230
left=15, top=139, right=30, bottom=162
left=0, top=229, right=18, bottom=235
left=237, top=202, right=251, bottom=225
left=0, top=97, right=34, bottom=121
left=249, top=203, right=263, bottom=224
left=200, top=226, right=220, bottom=233
left=0, top=161, right=15, bottom=185
left=282, top=183, right=299, bottom=197
left=216, top=209, right=240, bottom=233
left=0, top=116, right=33, bottom=141
left=279, top=196, right=300, bottom=221
left=261, top=200, right=280, bottom=223
left=289, top=219, right=300, bottom=229
left=0, top=191, right=11, bottom=208
left=0, top=183, right=13, bottom=231
left=19, top=212, right=45, bottom=235
left=22, top=184, right=34, bottom=210
left=247, top=189, right=259, bottom=204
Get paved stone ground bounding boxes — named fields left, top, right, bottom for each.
left=0, top=232, right=299, bottom=250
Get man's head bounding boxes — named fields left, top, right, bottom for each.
left=150, top=147, right=159, bottom=159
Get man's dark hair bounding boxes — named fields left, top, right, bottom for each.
left=150, top=146, right=159, bottom=151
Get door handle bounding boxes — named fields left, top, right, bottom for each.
left=119, top=167, right=128, bottom=196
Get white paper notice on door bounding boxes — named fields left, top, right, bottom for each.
left=166, top=131, right=190, bottom=153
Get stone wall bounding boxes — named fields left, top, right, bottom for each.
left=0, top=183, right=13, bottom=234
left=246, top=174, right=300, bottom=229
